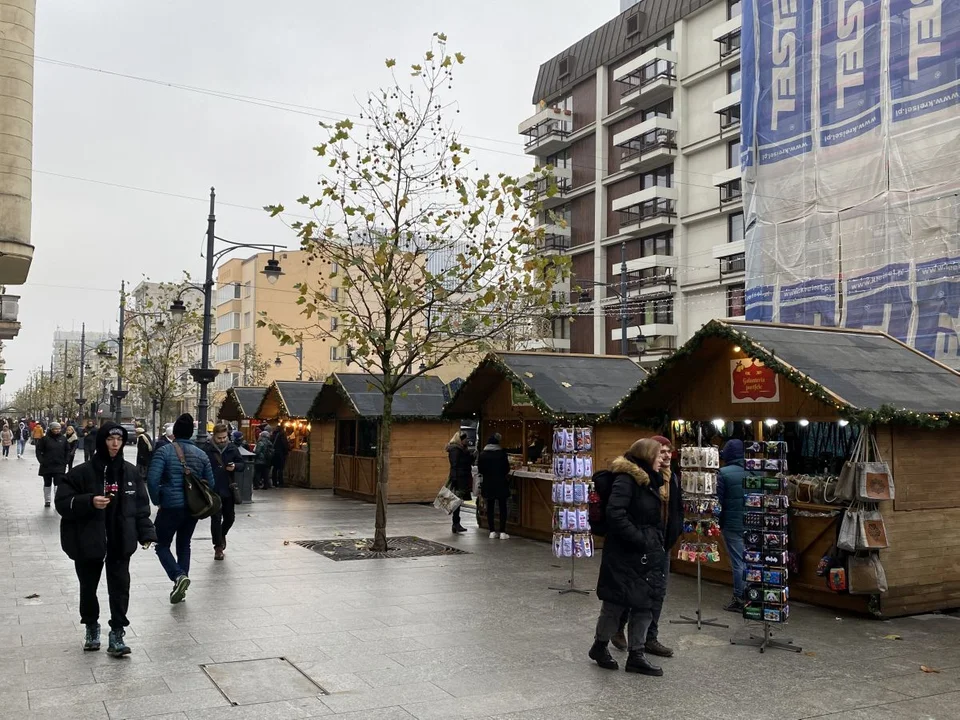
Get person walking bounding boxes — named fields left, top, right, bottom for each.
left=718, top=438, right=748, bottom=613
left=589, top=438, right=668, bottom=677
left=203, top=423, right=246, bottom=560
left=154, top=423, right=174, bottom=451
left=31, top=421, right=45, bottom=444
left=135, top=428, right=153, bottom=479
left=0, top=422, right=12, bottom=459
left=270, top=424, right=289, bottom=488
left=82, top=422, right=97, bottom=463
left=36, top=421, right=70, bottom=508
left=146, top=414, right=215, bottom=604
left=64, top=424, right=80, bottom=470
left=446, top=431, right=474, bottom=534
left=16, top=419, right=29, bottom=458
left=253, top=431, right=274, bottom=490
left=477, top=433, right=511, bottom=540
left=56, top=423, right=157, bottom=656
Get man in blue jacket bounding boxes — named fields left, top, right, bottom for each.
left=717, top=439, right=747, bottom=613
left=146, top=413, right=215, bottom=604
left=202, top=422, right=246, bottom=561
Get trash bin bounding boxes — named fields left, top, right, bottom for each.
left=237, top=446, right=255, bottom=503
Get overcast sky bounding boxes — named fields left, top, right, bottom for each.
left=5, top=0, right=616, bottom=397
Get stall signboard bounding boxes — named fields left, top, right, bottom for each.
left=511, top=385, right=533, bottom=407
left=731, top=358, right=780, bottom=403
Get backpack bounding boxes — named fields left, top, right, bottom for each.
left=588, top=470, right=616, bottom=537
left=172, top=441, right=221, bottom=520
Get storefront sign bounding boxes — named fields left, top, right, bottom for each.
left=731, top=358, right=781, bottom=403
left=511, top=385, right=533, bottom=407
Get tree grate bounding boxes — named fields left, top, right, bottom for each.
left=294, top=536, right=468, bottom=561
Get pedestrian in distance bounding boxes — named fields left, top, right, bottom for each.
left=82, top=421, right=97, bottom=463
left=270, top=423, right=289, bottom=488
left=154, top=423, right=174, bottom=452
left=231, top=430, right=245, bottom=449
left=36, top=421, right=70, bottom=508
left=477, top=433, right=511, bottom=540
left=446, top=431, right=474, bottom=534
left=146, top=413, right=215, bottom=604
left=589, top=438, right=668, bottom=677
left=56, top=422, right=157, bottom=656
left=253, top=431, right=274, bottom=490
left=717, top=438, right=748, bottom=613
left=135, top=427, right=153, bottom=479
left=64, top=424, right=80, bottom=470
left=0, top=422, right=12, bottom=459
left=31, top=421, right=44, bottom=445
left=16, top=419, right=29, bottom=458
left=202, top=423, right=246, bottom=561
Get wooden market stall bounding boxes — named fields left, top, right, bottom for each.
left=611, top=319, right=960, bottom=618
left=254, top=380, right=326, bottom=488
left=444, top=352, right=648, bottom=542
left=217, top=386, right=267, bottom=445
left=308, top=373, right=457, bottom=503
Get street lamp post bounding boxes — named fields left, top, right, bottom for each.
left=274, top=338, right=304, bottom=381
left=111, top=281, right=129, bottom=424
left=169, top=188, right=285, bottom=443
left=576, top=241, right=649, bottom=357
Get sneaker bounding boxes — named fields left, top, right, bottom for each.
left=489, top=532, right=499, bottom=539
left=83, top=623, right=101, bottom=651
left=107, top=629, right=131, bottom=657
left=611, top=630, right=627, bottom=651
left=724, top=596, right=745, bottom=613
left=170, top=574, right=191, bottom=604
left=588, top=641, right=619, bottom=670
left=498, top=533, right=510, bottom=540
left=214, top=546, right=224, bottom=561
left=644, top=639, right=674, bottom=658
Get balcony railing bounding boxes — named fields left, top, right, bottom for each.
left=719, top=105, right=741, bottom=130
left=618, top=198, right=677, bottom=225
left=551, top=291, right=568, bottom=304
left=719, top=31, right=741, bottom=58
left=620, top=65, right=677, bottom=98
left=524, top=176, right=571, bottom=205
left=620, top=129, right=677, bottom=162
left=625, top=267, right=677, bottom=291
left=539, top=233, right=571, bottom=252
left=719, top=179, right=743, bottom=205
left=720, top=253, right=746, bottom=275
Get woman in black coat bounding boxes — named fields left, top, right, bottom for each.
left=589, top=438, right=668, bottom=677
left=56, top=422, right=157, bottom=657
left=446, top=431, right=474, bottom=534
left=477, top=433, right=511, bottom=540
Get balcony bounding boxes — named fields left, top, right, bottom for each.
left=537, top=223, right=572, bottom=254
left=523, top=166, right=572, bottom=210
left=614, top=117, right=678, bottom=174
left=614, top=255, right=678, bottom=297
left=715, top=89, right=741, bottom=130
left=713, top=15, right=742, bottom=59
left=519, top=107, right=574, bottom=156
left=0, top=294, right=19, bottom=340
left=614, top=47, right=678, bottom=108
left=612, top=323, right=678, bottom=344
left=713, top=167, right=743, bottom=206
left=713, top=239, right=746, bottom=277
left=613, top=186, right=678, bottom=236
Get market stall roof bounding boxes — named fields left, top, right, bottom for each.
left=255, top=380, right=327, bottom=420
left=612, top=320, right=960, bottom=425
left=217, top=386, right=267, bottom=421
left=308, top=373, right=448, bottom=420
left=444, top=352, right=646, bottom=420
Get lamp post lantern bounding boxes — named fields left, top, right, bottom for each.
left=274, top=338, right=304, bottom=381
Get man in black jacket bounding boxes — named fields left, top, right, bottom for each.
left=56, top=423, right=157, bottom=656
left=82, top=422, right=97, bottom=462
left=36, top=421, right=69, bottom=508
left=202, top=423, right=247, bottom=560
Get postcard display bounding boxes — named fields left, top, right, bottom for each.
left=732, top=441, right=802, bottom=654
left=549, top=426, right=594, bottom=595
left=672, top=439, right=728, bottom=630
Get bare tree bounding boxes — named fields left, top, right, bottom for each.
left=263, top=34, right=569, bottom=551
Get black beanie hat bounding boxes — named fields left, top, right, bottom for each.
left=173, top=413, right=194, bottom=440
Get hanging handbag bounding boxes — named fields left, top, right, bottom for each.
left=848, top=553, right=888, bottom=594
left=856, top=507, right=889, bottom=549
left=836, top=431, right=864, bottom=503
left=433, top=480, right=462, bottom=515
left=855, top=434, right=895, bottom=502
left=837, top=505, right=860, bottom=552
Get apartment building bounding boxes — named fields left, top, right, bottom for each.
left=519, top=0, right=744, bottom=362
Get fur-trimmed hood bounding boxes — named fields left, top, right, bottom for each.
left=611, top=456, right=650, bottom=486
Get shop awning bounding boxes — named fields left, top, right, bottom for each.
left=444, top=352, right=646, bottom=420
left=217, top=386, right=267, bottom=421
left=308, top=373, right=448, bottom=420
left=255, top=380, right=327, bottom=420
left=612, top=320, right=960, bottom=425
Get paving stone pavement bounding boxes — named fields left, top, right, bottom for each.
left=1, top=452, right=959, bottom=719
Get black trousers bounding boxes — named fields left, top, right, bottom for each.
left=42, top=474, right=64, bottom=487
left=486, top=496, right=507, bottom=533
left=211, top=496, right=236, bottom=548
left=272, top=456, right=287, bottom=486
left=75, top=555, right=131, bottom=630
left=255, top=464, right=271, bottom=488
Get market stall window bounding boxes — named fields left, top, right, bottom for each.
left=357, top=418, right=379, bottom=458
left=337, top=419, right=357, bottom=455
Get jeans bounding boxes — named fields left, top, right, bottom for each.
left=2, top=445, right=8, bottom=457
left=154, top=507, right=199, bottom=582
left=596, top=601, right=653, bottom=653
left=723, top=528, right=746, bottom=599
left=486, top=496, right=507, bottom=534
left=75, top=556, right=131, bottom=630
left=211, top=496, right=235, bottom=548
left=16, top=439, right=24, bottom=456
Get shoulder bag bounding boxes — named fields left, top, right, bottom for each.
left=173, top=442, right=221, bottom=519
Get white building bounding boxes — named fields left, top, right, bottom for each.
left=520, top=0, right=744, bottom=362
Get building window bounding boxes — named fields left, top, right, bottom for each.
left=728, top=0, right=742, bottom=19
left=546, top=149, right=571, bottom=170
left=728, top=139, right=741, bottom=168
left=215, top=283, right=242, bottom=306
left=330, top=346, right=340, bottom=362
left=728, top=68, right=741, bottom=93
left=640, top=165, right=673, bottom=189
left=558, top=56, right=572, bottom=81
left=638, top=299, right=674, bottom=325
left=243, top=312, right=252, bottom=329
left=243, top=281, right=252, bottom=298
left=331, top=316, right=339, bottom=331
left=727, top=284, right=746, bottom=317
left=215, top=342, right=241, bottom=362
left=551, top=317, right=569, bottom=340
left=720, top=105, right=741, bottom=129
left=640, top=99, right=673, bottom=121
left=331, top=261, right=340, bottom=275
left=330, top=287, right=339, bottom=302
left=641, top=232, right=673, bottom=257
left=729, top=212, right=745, bottom=243
left=626, top=12, right=641, bottom=38
left=216, top=312, right=240, bottom=333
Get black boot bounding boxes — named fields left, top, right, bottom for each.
left=589, top=641, right=619, bottom=670
left=625, top=651, right=663, bottom=676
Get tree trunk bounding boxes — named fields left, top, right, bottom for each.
left=371, top=392, right=394, bottom=552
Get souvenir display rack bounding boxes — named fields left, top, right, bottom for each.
left=549, top=425, right=595, bottom=595
left=672, top=428, right=727, bottom=630
left=731, top=440, right=802, bottom=654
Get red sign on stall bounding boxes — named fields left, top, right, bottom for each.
left=731, top=359, right=780, bottom=403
